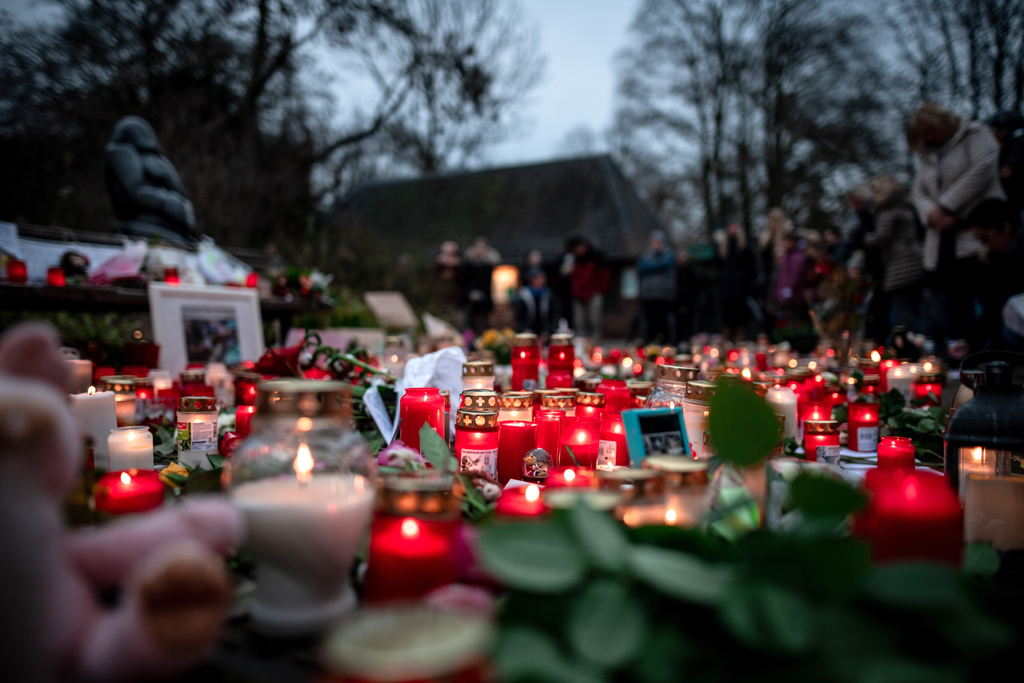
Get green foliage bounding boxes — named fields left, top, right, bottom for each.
left=789, top=473, right=868, bottom=518
left=877, top=389, right=947, bottom=464
left=294, top=287, right=379, bottom=330
left=0, top=311, right=147, bottom=365
left=419, top=423, right=457, bottom=472
left=708, top=378, right=779, bottom=466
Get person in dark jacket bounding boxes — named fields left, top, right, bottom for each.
left=715, top=217, right=757, bottom=341
left=637, top=230, right=677, bottom=344
left=514, top=267, right=556, bottom=337
left=564, top=237, right=610, bottom=342
left=675, top=249, right=698, bottom=344
left=461, top=237, right=500, bottom=334
left=865, top=175, right=924, bottom=331
left=966, top=198, right=1024, bottom=350
left=988, top=112, right=1024, bottom=213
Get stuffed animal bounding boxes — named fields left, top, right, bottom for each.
left=0, top=323, right=244, bottom=682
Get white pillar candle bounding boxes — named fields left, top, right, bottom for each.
left=232, top=473, right=375, bottom=636
left=107, top=426, right=154, bottom=472
left=69, top=389, right=117, bottom=471
left=886, top=364, right=919, bottom=401
left=66, top=359, right=93, bottom=394
left=765, top=386, right=799, bottom=441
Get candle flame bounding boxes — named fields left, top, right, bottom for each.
left=525, top=484, right=540, bottom=502
left=564, top=469, right=576, bottom=482
left=808, top=361, right=817, bottom=371
left=665, top=508, right=677, bottom=524
left=294, top=443, right=313, bottom=483
left=788, top=359, right=798, bottom=368
left=297, top=417, right=313, bottom=432
left=128, top=430, right=136, bottom=441
left=923, top=361, right=933, bottom=372
left=390, top=354, right=399, bottom=363
left=622, top=357, right=633, bottom=368
left=871, top=350, right=881, bottom=362
left=120, top=472, right=131, bottom=485
left=904, top=479, right=918, bottom=500
left=971, top=447, right=983, bottom=463
left=87, top=386, right=96, bottom=395
left=741, top=368, right=752, bottom=380
left=401, top=517, right=420, bottom=539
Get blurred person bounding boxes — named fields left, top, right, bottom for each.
left=823, top=225, right=845, bottom=264
left=564, top=236, right=610, bottom=342
left=758, top=207, right=789, bottom=334
left=637, top=230, right=677, bottom=344
left=714, top=217, right=756, bottom=341
left=773, top=231, right=808, bottom=324
left=675, top=248, right=698, bottom=344
left=966, top=198, right=1024, bottom=350
left=461, top=237, right=500, bottom=335
left=842, top=184, right=887, bottom=341
left=433, top=240, right=463, bottom=323
left=987, top=111, right=1024, bottom=213
left=865, top=175, right=924, bottom=331
left=908, top=102, right=1005, bottom=356
left=513, top=267, right=556, bottom=336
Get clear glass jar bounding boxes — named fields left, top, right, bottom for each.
left=381, top=335, right=409, bottom=379
left=226, top=380, right=374, bottom=637
left=644, top=365, right=699, bottom=410
left=682, top=380, right=716, bottom=460
left=461, top=361, right=495, bottom=391
left=101, top=375, right=137, bottom=427
left=176, top=396, right=218, bottom=469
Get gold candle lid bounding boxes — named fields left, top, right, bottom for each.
left=461, top=390, right=499, bottom=410
left=178, top=396, right=218, bottom=412
left=627, top=380, right=653, bottom=395
left=643, top=456, right=709, bottom=487
left=549, top=333, right=574, bottom=346
left=656, top=365, right=700, bottom=385
left=513, top=332, right=538, bottom=346
left=541, top=394, right=575, bottom=410
left=804, top=419, right=838, bottom=435
left=751, top=381, right=771, bottom=398
left=455, top=408, right=499, bottom=430
left=596, top=468, right=664, bottom=499
left=499, top=392, right=533, bottom=410
left=99, top=375, right=136, bottom=393
left=462, top=361, right=494, bottom=378
left=684, top=380, right=716, bottom=403
left=180, top=368, right=206, bottom=383
left=789, top=367, right=813, bottom=379
left=576, top=374, right=602, bottom=391
left=916, top=371, right=943, bottom=383
left=377, top=473, right=458, bottom=517
left=576, top=392, right=606, bottom=408
left=255, top=379, right=351, bottom=418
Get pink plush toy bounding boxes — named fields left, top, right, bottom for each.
left=0, top=323, right=244, bottom=682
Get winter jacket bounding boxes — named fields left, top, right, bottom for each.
left=637, top=248, right=676, bottom=301
left=514, top=286, right=555, bottom=335
left=715, top=233, right=756, bottom=301
left=911, top=119, right=1006, bottom=270
left=774, top=246, right=807, bottom=306
left=866, top=189, right=923, bottom=292
left=570, top=249, right=611, bottom=303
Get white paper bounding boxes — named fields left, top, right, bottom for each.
left=0, top=222, right=22, bottom=259
left=362, top=377, right=395, bottom=444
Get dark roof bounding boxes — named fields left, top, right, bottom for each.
left=327, top=155, right=662, bottom=263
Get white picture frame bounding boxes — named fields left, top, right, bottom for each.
left=148, top=283, right=265, bottom=377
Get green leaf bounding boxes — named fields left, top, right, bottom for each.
left=962, top=543, right=1000, bottom=579
left=789, top=473, right=867, bottom=518
left=719, top=582, right=814, bottom=652
left=708, top=378, right=779, bottom=466
left=568, top=579, right=648, bottom=668
left=163, top=472, right=188, bottom=486
left=863, top=564, right=966, bottom=609
left=629, top=546, right=732, bottom=604
left=478, top=522, right=587, bottom=594
left=206, top=453, right=226, bottom=469
left=183, top=467, right=222, bottom=494
left=419, top=422, right=455, bottom=471
left=564, top=444, right=581, bottom=468
left=494, top=627, right=607, bottom=683
left=569, top=501, right=629, bottom=571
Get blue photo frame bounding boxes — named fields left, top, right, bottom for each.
left=621, top=407, right=690, bottom=465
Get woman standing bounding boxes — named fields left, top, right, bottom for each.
left=866, top=175, right=924, bottom=331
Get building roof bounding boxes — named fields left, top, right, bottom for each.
left=327, top=154, right=661, bottom=263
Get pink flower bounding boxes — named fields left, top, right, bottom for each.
left=378, top=440, right=426, bottom=469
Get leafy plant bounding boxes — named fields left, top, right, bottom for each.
left=418, top=423, right=494, bottom=522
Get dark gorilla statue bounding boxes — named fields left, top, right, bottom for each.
left=104, top=116, right=197, bottom=244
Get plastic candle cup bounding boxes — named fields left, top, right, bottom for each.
left=399, top=387, right=445, bottom=452
left=848, top=397, right=879, bottom=453
left=461, top=361, right=495, bottom=392
left=575, top=391, right=606, bottom=420
left=800, top=402, right=831, bottom=427
left=803, top=420, right=840, bottom=464
left=496, top=484, right=550, bottom=519
left=236, top=405, right=256, bottom=439
left=180, top=368, right=214, bottom=398
left=454, top=409, right=499, bottom=479
left=100, top=375, right=137, bottom=427
left=598, top=410, right=630, bottom=468
left=47, top=266, right=66, bottom=286
left=558, top=417, right=600, bottom=469
left=496, top=421, right=538, bottom=485
left=497, top=392, right=533, bottom=423
left=913, top=371, right=943, bottom=406
left=546, top=333, right=575, bottom=389
left=511, top=332, right=540, bottom=391
left=534, top=410, right=564, bottom=460
left=176, top=396, right=219, bottom=470
left=5, top=259, right=28, bottom=283
left=682, top=381, right=716, bottom=459
left=879, top=358, right=899, bottom=393
left=94, top=469, right=163, bottom=515
left=765, top=386, right=799, bottom=441
left=541, top=393, right=575, bottom=420
left=597, top=378, right=632, bottom=412
left=878, top=435, right=915, bottom=472
left=804, top=372, right=826, bottom=403
left=107, top=426, right=154, bottom=472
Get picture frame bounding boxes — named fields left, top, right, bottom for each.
left=621, top=407, right=691, bottom=464
left=148, top=283, right=265, bottom=377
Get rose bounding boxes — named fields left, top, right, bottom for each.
left=378, top=440, right=426, bottom=470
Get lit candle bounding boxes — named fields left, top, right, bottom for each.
left=847, top=398, right=879, bottom=453
left=495, top=484, right=549, bottom=518
left=534, top=409, right=563, bottom=458
left=913, top=372, right=943, bottom=406
left=107, top=426, right=154, bottom=472
left=511, top=332, right=540, bottom=391
left=803, top=420, right=840, bottom=464
left=66, top=358, right=93, bottom=394
left=461, top=361, right=495, bottom=392
left=176, top=396, right=219, bottom=470
left=400, top=387, right=445, bottom=452
left=958, top=445, right=996, bottom=501
left=886, top=365, right=917, bottom=401
left=597, top=378, right=631, bottom=412
left=236, top=405, right=256, bottom=439
left=540, top=393, right=575, bottom=419
left=454, top=409, right=499, bottom=479
left=964, top=475, right=1024, bottom=551
left=877, top=436, right=915, bottom=472
left=497, top=392, right=533, bottom=423
left=799, top=401, right=831, bottom=427
left=558, top=417, right=600, bottom=469
left=497, top=421, right=537, bottom=486
left=94, top=469, right=163, bottom=515
left=597, top=410, right=630, bottom=469
left=575, top=392, right=606, bottom=420
left=45, top=266, right=66, bottom=286
left=70, top=387, right=117, bottom=470
left=163, top=267, right=180, bottom=285
left=234, top=371, right=262, bottom=407
left=547, top=466, right=595, bottom=488
left=546, top=333, right=575, bottom=389
left=879, top=358, right=899, bottom=393
left=627, top=381, right=653, bottom=408
left=764, top=386, right=798, bottom=441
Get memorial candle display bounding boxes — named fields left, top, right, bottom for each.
left=847, top=397, right=879, bottom=453
left=598, top=408, right=629, bottom=469
left=877, top=435, right=915, bottom=471
left=765, top=386, right=799, bottom=441
left=627, top=381, right=653, bottom=408
left=511, top=332, right=540, bottom=390
left=799, top=401, right=831, bottom=427
left=454, top=409, right=499, bottom=478
left=176, top=396, right=219, bottom=470
left=547, top=466, right=595, bottom=488
left=93, top=469, right=163, bottom=515
left=803, top=420, right=840, bottom=464
left=534, top=410, right=564, bottom=460
left=575, top=391, right=606, bottom=420
left=106, top=426, right=154, bottom=472
left=913, top=371, right=943, bottom=406
left=497, top=421, right=538, bottom=485
left=70, top=387, right=117, bottom=470
left=236, top=405, right=256, bottom=439
left=497, top=392, right=533, bottom=423
left=461, top=361, right=495, bottom=392
left=546, top=333, right=575, bottom=389
left=558, top=417, right=600, bottom=468
left=496, top=483, right=549, bottom=518
left=399, top=387, right=445, bottom=452
left=597, top=378, right=632, bottom=413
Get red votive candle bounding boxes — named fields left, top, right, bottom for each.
left=234, top=372, right=262, bottom=407
left=246, top=271, right=259, bottom=288
left=93, top=365, right=116, bottom=383
left=511, top=332, right=540, bottom=391
left=5, top=259, right=28, bottom=283
left=879, top=359, right=899, bottom=393
left=497, top=421, right=538, bottom=486
left=755, top=351, right=768, bottom=371
left=400, top=387, right=445, bottom=453
left=163, top=267, right=180, bottom=285
left=575, top=392, right=605, bottom=420
left=804, top=372, right=826, bottom=403
left=800, top=402, right=831, bottom=427
left=913, top=372, right=943, bottom=406
left=559, top=417, right=600, bottom=469
left=598, top=410, right=629, bottom=468
left=47, top=266, right=66, bottom=286
left=803, top=420, right=840, bottom=464
left=133, top=378, right=154, bottom=401
left=848, top=397, right=879, bottom=452
left=597, top=378, right=631, bottom=412
left=235, top=405, right=256, bottom=439
left=547, top=466, right=595, bottom=488
left=495, top=484, right=550, bottom=519
left=94, top=469, right=164, bottom=515
left=363, top=514, right=460, bottom=604
left=534, top=409, right=563, bottom=459
left=877, top=435, right=915, bottom=471
left=121, top=365, right=149, bottom=379
left=546, top=333, right=575, bottom=389
left=454, top=409, right=499, bottom=479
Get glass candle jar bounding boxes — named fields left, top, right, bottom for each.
left=177, top=396, right=219, bottom=469
left=645, top=365, right=699, bottom=410
left=765, top=385, right=799, bottom=441
left=628, top=380, right=653, bottom=408
left=541, top=393, right=575, bottom=418
left=180, top=368, right=214, bottom=398
left=497, top=391, right=533, bottom=423
left=803, top=420, right=840, bottom=464
left=575, top=391, right=606, bottom=420
left=496, top=482, right=550, bottom=518
left=546, top=333, right=575, bottom=389
left=497, top=421, right=538, bottom=485
left=878, top=435, right=915, bottom=471
left=163, top=267, right=180, bottom=284
left=94, top=469, right=163, bottom=515
left=461, top=361, right=495, bottom=392
left=101, top=375, right=138, bottom=427
left=235, top=405, right=256, bottom=439
left=363, top=473, right=460, bottom=604
left=559, top=417, right=600, bottom=468
left=107, top=426, right=154, bottom=472
left=598, top=410, right=629, bottom=469
left=878, top=358, right=899, bottom=393
left=381, top=335, right=409, bottom=379
left=534, top=410, right=564, bottom=461
left=460, top=389, right=500, bottom=412
left=399, top=388, right=445, bottom=452
left=234, top=371, right=263, bottom=407
left=641, top=456, right=712, bottom=528
left=886, top=364, right=918, bottom=401
left=576, top=374, right=602, bottom=392
left=454, top=409, right=499, bottom=478
left=803, top=371, right=826, bottom=403
left=597, top=378, right=632, bottom=412
left=5, top=258, right=28, bottom=283
left=913, top=371, right=943, bottom=406
left=682, top=381, right=716, bottom=459
left=848, top=397, right=880, bottom=452
left=800, top=402, right=831, bottom=428
left=532, top=388, right=562, bottom=408
left=511, top=332, right=540, bottom=391
left=46, top=266, right=65, bottom=286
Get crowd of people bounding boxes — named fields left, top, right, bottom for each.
left=431, top=103, right=1024, bottom=360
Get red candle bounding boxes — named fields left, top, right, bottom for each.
left=400, top=388, right=445, bottom=452
left=495, top=484, right=550, bottom=519
left=511, top=333, right=540, bottom=391
left=363, top=515, right=461, bottom=604
left=879, top=359, right=899, bottom=393
left=93, top=469, right=164, bottom=514
left=877, top=435, right=915, bottom=471
left=597, top=411, right=630, bottom=468
left=234, top=373, right=262, bottom=406
left=800, top=402, right=831, bottom=427
left=559, top=417, right=600, bottom=468
left=121, top=365, right=149, bottom=378
left=164, top=267, right=180, bottom=285
left=246, top=271, right=259, bottom=288
left=827, top=384, right=847, bottom=408
left=546, top=334, right=575, bottom=389
left=848, top=398, right=879, bottom=452
left=575, top=392, right=605, bottom=420
left=454, top=409, right=499, bottom=479
left=47, top=266, right=66, bottom=286
left=913, top=372, right=943, bottom=406
left=235, top=405, right=256, bottom=439
left=5, top=259, right=28, bottom=283
left=93, top=365, right=116, bottom=384
left=755, top=351, right=768, bottom=371
left=497, top=421, right=538, bottom=486
left=803, top=420, right=840, bottom=464
left=861, top=374, right=880, bottom=396
left=547, top=466, right=595, bottom=488
left=804, top=372, right=826, bottom=403
left=534, top=409, right=563, bottom=459
left=133, top=378, right=154, bottom=401
left=856, top=470, right=962, bottom=566
left=597, top=378, right=631, bottom=412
